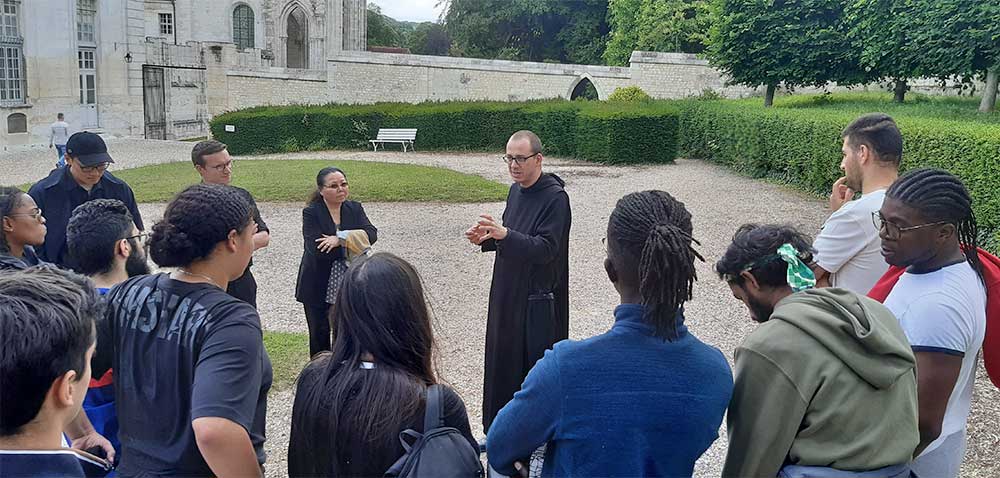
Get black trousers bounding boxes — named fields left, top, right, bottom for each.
left=303, top=302, right=331, bottom=357
left=227, top=267, right=258, bottom=308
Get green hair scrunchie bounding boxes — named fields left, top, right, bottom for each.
left=777, top=243, right=816, bottom=292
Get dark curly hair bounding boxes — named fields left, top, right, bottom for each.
left=149, top=184, right=252, bottom=268
left=607, top=190, right=703, bottom=341
left=67, top=199, right=135, bottom=275
left=0, top=186, right=27, bottom=255
left=716, top=224, right=815, bottom=288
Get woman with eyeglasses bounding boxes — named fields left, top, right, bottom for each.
left=295, top=167, right=378, bottom=357
left=0, top=186, right=47, bottom=271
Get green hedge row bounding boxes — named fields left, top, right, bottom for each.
left=676, top=100, right=1000, bottom=251
left=209, top=101, right=680, bottom=164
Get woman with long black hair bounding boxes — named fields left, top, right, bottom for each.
left=295, top=167, right=377, bottom=356
left=288, top=253, right=478, bottom=477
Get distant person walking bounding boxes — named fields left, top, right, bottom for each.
left=50, top=113, right=71, bottom=168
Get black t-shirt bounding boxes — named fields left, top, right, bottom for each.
left=104, top=273, right=272, bottom=477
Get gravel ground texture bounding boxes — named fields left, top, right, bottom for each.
left=4, top=142, right=997, bottom=477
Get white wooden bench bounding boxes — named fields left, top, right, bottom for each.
left=369, top=128, right=417, bottom=152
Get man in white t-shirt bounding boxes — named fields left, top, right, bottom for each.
left=49, top=113, right=71, bottom=168
left=878, top=168, right=987, bottom=478
left=813, top=113, right=900, bottom=294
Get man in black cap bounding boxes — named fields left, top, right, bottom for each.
left=29, top=132, right=143, bottom=268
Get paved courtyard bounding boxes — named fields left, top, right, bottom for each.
left=2, top=141, right=997, bottom=477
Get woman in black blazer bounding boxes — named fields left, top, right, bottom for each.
left=295, top=167, right=377, bottom=356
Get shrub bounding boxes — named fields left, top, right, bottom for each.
left=676, top=97, right=1000, bottom=252
left=210, top=100, right=680, bottom=164
left=608, top=86, right=652, bottom=102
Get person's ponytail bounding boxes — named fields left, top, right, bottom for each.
left=638, top=223, right=701, bottom=341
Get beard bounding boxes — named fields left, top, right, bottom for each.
left=125, top=247, right=151, bottom=277
left=747, top=294, right=775, bottom=323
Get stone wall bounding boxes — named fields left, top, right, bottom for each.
left=324, top=51, right=631, bottom=103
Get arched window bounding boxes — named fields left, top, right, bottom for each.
left=286, top=6, right=308, bottom=69
left=570, top=78, right=599, bottom=101
left=233, top=4, right=254, bottom=50
left=6, top=112, right=26, bottom=133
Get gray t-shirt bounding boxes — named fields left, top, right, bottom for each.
left=814, top=189, right=889, bottom=294
left=50, top=121, right=70, bottom=145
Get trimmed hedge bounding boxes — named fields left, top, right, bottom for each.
left=677, top=99, right=1000, bottom=252
left=209, top=101, right=680, bottom=164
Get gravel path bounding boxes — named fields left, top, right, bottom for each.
left=4, top=143, right=997, bottom=477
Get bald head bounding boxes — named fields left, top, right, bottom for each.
left=509, top=130, right=542, bottom=155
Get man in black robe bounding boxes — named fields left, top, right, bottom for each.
left=466, top=130, right=572, bottom=434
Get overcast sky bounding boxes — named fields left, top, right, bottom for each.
left=370, top=0, right=446, bottom=23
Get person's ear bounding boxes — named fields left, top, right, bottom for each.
left=937, top=223, right=957, bottom=242
left=118, top=238, right=132, bottom=259
left=604, top=256, right=618, bottom=284
left=739, top=271, right=760, bottom=292
left=51, top=370, right=79, bottom=408
left=857, top=144, right=872, bottom=166
left=2, top=216, right=12, bottom=233
left=226, top=229, right=239, bottom=252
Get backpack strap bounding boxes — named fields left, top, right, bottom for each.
left=423, top=384, right=445, bottom=432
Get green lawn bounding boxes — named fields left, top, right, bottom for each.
left=20, top=159, right=508, bottom=203
left=263, top=331, right=311, bottom=391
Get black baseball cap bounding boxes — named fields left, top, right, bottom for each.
left=66, top=132, right=115, bottom=166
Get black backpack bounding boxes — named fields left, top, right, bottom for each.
left=385, top=385, right=485, bottom=478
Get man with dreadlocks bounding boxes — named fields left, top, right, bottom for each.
left=717, top=224, right=919, bottom=478
left=486, top=191, right=732, bottom=477
left=868, top=168, right=998, bottom=478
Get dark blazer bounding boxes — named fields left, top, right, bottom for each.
left=295, top=200, right=377, bottom=305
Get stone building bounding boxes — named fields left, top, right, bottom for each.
left=1, top=0, right=367, bottom=145
left=4, top=0, right=971, bottom=148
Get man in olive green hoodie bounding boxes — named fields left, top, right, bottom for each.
left=717, top=224, right=919, bottom=478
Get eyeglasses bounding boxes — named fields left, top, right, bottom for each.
left=80, top=162, right=111, bottom=173
left=872, top=211, right=951, bottom=240
left=501, top=152, right=540, bottom=165
left=324, top=181, right=349, bottom=189
left=123, top=231, right=150, bottom=250
left=5, top=208, right=43, bottom=221
left=208, top=160, right=234, bottom=172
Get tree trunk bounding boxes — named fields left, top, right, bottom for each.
left=764, top=84, right=776, bottom=107
left=893, top=79, right=908, bottom=103
left=980, top=68, right=999, bottom=113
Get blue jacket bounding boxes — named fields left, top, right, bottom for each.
left=486, top=304, right=734, bottom=478
left=28, top=167, right=143, bottom=267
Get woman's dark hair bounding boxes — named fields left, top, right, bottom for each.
left=715, top=224, right=815, bottom=288
left=608, top=190, right=703, bottom=341
left=288, top=253, right=438, bottom=476
left=307, top=167, right=346, bottom=205
left=148, top=184, right=252, bottom=268
left=887, top=168, right=983, bottom=283
left=0, top=187, right=27, bottom=255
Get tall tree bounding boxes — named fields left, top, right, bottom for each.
left=905, top=0, right=1000, bottom=112
left=605, top=0, right=713, bottom=66
left=367, top=4, right=405, bottom=48
left=846, top=0, right=925, bottom=103
left=407, top=23, right=452, bottom=56
left=707, top=0, right=869, bottom=106
left=444, top=0, right=610, bottom=64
